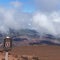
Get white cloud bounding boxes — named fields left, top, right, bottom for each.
left=4, top=9, right=20, bottom=30
left=0, top=6, right=60, bottom=35
left=0, top=1, right=25, bottom=33
left=0, top=6, right=32, bottom=33
left=32, top=12, right=60, bottom=35
left=10, top=1, right=22, bottom=8
left=50, top=12, right=60, bottom=22
left=0, top=0, right=60, bottom=36
left=34, top=0, right=60, bottom=11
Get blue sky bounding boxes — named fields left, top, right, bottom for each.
left=20, top=0, right=35, bottom=13
left=0, top=0, right=60, bottom=12
left=0, top=0, right=35, bottom=13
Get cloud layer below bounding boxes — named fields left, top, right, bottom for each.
left=0, top=0, right=60, bottom=36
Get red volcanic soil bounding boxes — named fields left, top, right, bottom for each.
left=11, top=45, right=60, bottom=60
left=0, top=45, right=60, bottom=60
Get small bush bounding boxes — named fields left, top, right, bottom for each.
left=8, top=53, right=11, bottom=55
left=2, top=58, right=5, bottom=60
left=21, top=56, right=28, bottom=60
left=17, top=58, right=20, bottom=60
left=14, top=55, right=18, bottom=58
left=32, top=57, right=39, bottom=60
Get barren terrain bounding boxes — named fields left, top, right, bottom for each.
left=0, top=45, right=60, bottom=60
